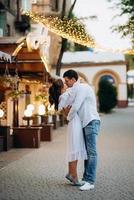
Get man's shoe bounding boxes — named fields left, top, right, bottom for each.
left=79, top=180, right=86, bottom=185
left=79, top=182, right=94, bottom=191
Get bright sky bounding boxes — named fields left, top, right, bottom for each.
left=72, top=0, right=132, bottom=50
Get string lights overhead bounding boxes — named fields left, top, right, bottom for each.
left=23, top=11, right=95, bottom=49
left=23, top=11, right=134, bottom=55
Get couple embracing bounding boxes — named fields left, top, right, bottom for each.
left=49, top=70, right=100, bottom=191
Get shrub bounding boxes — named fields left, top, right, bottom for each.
left=97, top=79, right=117, bottom=113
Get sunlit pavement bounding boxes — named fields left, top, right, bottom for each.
left=0, top=107, right=134, bottom=200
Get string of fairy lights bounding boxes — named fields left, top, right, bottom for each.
left=23, top=11, right=134, bottom=55
left=23, top=11, right=95, bottom=49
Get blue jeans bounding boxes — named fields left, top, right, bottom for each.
left=83, top=120, right=100, bottom=184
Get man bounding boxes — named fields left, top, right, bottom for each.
left=63, top=69, right=100, bottom=191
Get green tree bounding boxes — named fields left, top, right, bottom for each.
left=108, top=0, right=134, bottom=46
left=125, top=54, right=134, bottom=70
left=98, top=79, right=117, bottom=113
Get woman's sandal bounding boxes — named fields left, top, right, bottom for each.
left=65, top=174, right=83, bottom=186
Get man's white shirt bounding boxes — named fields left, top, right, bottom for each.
left=67, top=81, right=100, bottom=128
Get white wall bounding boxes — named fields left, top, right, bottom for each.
left=51, top=63, right=127, bottom=101
left=118, top=84, right=127, bottom=100
left=58, top=64, right=126, bottom=84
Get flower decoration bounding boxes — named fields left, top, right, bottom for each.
left=35, top=93, right=49, bottom=105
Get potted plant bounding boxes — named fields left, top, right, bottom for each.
left=8, top=90, right=24, bottom=100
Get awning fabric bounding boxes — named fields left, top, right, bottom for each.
left=0, top=51, right=11, bottom=62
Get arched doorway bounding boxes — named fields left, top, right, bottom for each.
left=77, top=71, right=89, bottom=83
left=92, top=70, right=120, bottom=94
left=92, top=69, right=127, bottom=108
left=99, top=75, right=115, bottom=85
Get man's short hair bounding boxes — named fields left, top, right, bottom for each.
left=63, top=70, right=78, bottom=81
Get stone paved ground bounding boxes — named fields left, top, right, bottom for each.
left=0, top=107, right=134, bottom=200
left=0, top=149, right=33, bottom=169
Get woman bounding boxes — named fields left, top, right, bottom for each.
left=49, top=79, right=87, bottom=185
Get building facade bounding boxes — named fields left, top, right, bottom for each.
left=0, top=0, right=72, bottom=127
left=0, top=0, right=18, bottom=36
left=52, top=51, right=128, bottom=108
left=31, top=0, right=71, bottom=16
left=30, top=0, right=71, bottom=66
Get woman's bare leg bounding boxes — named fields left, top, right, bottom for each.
left=68, top=160, right=78, bottom=180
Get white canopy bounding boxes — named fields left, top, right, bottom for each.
left=62, top=51, right=125, bottom=64
left=0, top=51, right=11, bottom=62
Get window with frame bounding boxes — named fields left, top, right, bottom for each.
left=52, top=0, right=58, bottom=11
left=6, top=24, right=10, bottom=36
